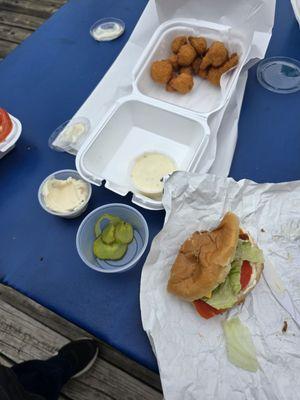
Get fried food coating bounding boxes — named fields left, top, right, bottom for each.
left=200, top=41, right=228, bottom=70
left=168, top=54, right=179, bottom=70
left=207, top=53, right=239, bottom=86
left=177, top=44, right=197, bottom=66
left=198, top=68, right=208, bottom=80
left=179, top=66, right=193, bottom=75
left=192, top=57, right=202, bottom=74
left=171, top=36, right=187, bottom=54
left=188, top=36, right=207, bottom=55
left=151, top=60, right=173, bottom=84
left=169, top=72, right=194, bottom=94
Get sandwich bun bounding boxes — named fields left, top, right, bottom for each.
left=167, top=212, right=240, bottom=301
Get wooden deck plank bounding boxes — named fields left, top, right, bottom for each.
left=0, top=38, right=17, bottom=58
left=0, top=10, right=44, bottom=30
left=0, top=284, right=162, bottom=392
left=0, top=284, right=162, bottom=400
left=0, top=0, right=61, bottom=19
left=0, top=23, right=32, bottom=43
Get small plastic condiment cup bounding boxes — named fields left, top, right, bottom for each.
left=90, top=17, right=125, bottom=41
left=129, top=151, right=177, bottom=199
left=76, top=203, right=149, bottom=273
left=38, top=169, right=92, bottom=219
left=48, top=117, right=90, bottom=155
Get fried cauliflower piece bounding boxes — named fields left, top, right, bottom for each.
left=207, top=53, right=239, bottom=86
left=171, top=36, right=187, bottom=54
left=169, top=72, right=194, bottom=94
left=179, top=66, right=193, bottom=75
left=200, top=41, right=228, bottom=70
left=151, top=60, right=173, bottom=84
left=177, top=44, right=197, bottom=66
left=192, top=57, right=202, bottom=74
left=168, top=54, right=179, bottom=70
left=198, top=68, right=208, bottom=80
left=188, top=36, right=207, bottom=55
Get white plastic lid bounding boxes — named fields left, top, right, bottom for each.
left=90, top=18, right=125, bottom=42
left=49, top=117, right=90, bottom=155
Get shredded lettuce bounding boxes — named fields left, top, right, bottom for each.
left=206, top=260, right=242, bottom=310
left=223, top=317, right=259, bottom=372
left=203, top=239, right=263, bottom=310
left=235, top=240, right=264, bottom=263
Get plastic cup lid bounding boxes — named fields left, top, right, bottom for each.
left=49, top=117, right=90, bottom=154
left=257, top=57, right=300, bottom=94
left=90, top=18, right=125, bottom=42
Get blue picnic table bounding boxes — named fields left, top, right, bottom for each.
left=0, top=0, right=299, bottom=372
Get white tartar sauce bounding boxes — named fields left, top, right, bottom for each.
left=92, top=22, right=124, bottom=41
left=42, top=177, right=89, bottom=213
left=131, top=152, right=177, bottom=197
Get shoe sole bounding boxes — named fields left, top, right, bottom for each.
left=72, top=345, right=99, bottom=379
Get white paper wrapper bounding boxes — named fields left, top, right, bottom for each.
left=141, top=172, right=300, bottom=400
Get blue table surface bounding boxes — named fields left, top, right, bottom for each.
left=0, top=0, right=299, bottom=373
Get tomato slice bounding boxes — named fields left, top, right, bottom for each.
left=240, top=260, right=252, bottom=290
left=193, top=299, right=226, bottom=319
left=0, top=108, right=13, bottom=143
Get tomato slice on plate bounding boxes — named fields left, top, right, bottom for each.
left=193, top=299, right=226, bottom=319
left=0, top=108, right=13, bottom=143
left=240, top=260, right=252, bottom=290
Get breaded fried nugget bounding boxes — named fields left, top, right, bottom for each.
left=200, top=41, right=228, bottom=70
left=179, top=66, right=193, bottom=75
left=169, top=72, right=194, bottom=94
left=198, top=68, right=208, bottom=80
left=207, top=53, right=239, bottom=86
left=171, top=36, right=187, bottom=54
left=151, top=60, right=173, bottom=84
left=166, top=72, right=178, bottom=92
left=169, top=54, right=179, bottom=70
left=192, top=57, right=202, bottom=74
left=177, top=44, right=197, bottom=66
left=188, top=36, right=207, bottom=55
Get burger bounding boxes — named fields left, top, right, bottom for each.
left=167, top=212, right=264, bottom=319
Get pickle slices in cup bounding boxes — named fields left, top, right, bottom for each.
left=93, top=214, right=134, bottom=260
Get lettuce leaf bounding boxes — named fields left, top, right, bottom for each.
left=235, top=240, right=264, bottom=263
left=223, top=317, right=259, bottom=372
left=205, top=260, right=242, bottom=310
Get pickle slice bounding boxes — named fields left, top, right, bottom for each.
left=93, top=236, right=128, bottom=260
left=101, top=223, right=116, bottom=244
left=115, top=222, right=134, bottom=244
left=94, top=213, right=122, bottom=238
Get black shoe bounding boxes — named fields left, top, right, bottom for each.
left=58, top=339, right=98, bottom=378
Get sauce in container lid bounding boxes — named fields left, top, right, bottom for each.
left=131, top=152, right=177, bottom=199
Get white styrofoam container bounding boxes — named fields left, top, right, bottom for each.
left=76, top=96, right=210, bottom=210
left=133, top=19, right=252, bottom=116
left=0, top=115, right=22, bottom=159
left=77, top=19, right=252, bottom=210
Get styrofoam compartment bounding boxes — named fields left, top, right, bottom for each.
left=76, top=96, right=210, bottom=210
left=133, top=19, right=252, bottom=116
left=0, top=115, right=22, bottom=159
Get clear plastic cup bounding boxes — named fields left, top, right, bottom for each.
left=257, top=57, right=300, bottom=94
left=38, top=169, right=92, bottom=219
left=90, top=18, right=125, bottom=42
left=76, top=203, right=149, bottom=273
